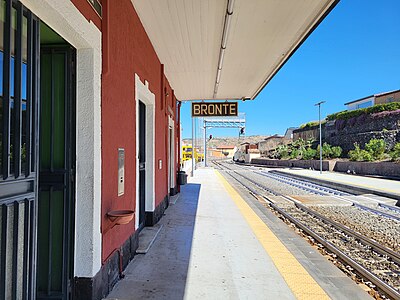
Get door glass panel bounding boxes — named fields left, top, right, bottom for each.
left=9, top=7, right=16, bottom=175
left=53, top=53, right=65, bottom=169
left=40, top=53, right=51, bottom=169
left=0, top=1, right=4, bottom=177
left=21, top=16, right=27, bottom=173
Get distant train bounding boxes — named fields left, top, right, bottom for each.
left=233, top=144, right=260, bottom=163
left=182, top=145, right=204, bottom=162
left=233, top=147, right=245, bottom=163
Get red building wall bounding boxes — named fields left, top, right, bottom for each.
left=71, top=0, right=101, bottom=30
left=72, top=0, right=178, bottom=263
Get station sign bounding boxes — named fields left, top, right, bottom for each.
left=192, top=102, right=238, bottom=117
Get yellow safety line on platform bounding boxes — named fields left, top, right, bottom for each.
left=215, top=170, right=331, bottom=300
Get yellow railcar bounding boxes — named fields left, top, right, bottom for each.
left=182, top=145, right=204, bottom=162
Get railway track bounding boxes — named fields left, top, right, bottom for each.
left=213, top=160, right=400, bottom=300
left=224, top=162, right=400, bottom=221
left=261, top=170, right=400, bottom=222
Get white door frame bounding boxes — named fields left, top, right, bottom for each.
left=135, top=74, right=155, bottom=229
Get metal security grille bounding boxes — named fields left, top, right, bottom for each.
left=36, top=46, right=76, bottom=300
left=0, top=1, right=40, bottom=299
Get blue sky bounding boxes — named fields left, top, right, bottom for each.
left=180, top=0, right=400, bottom=138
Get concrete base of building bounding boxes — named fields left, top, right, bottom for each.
left=170, top=185, right=178, bottom=196
left=145, top=195, right=169, bottom=226
left=73, top=230, right=139, bottom=300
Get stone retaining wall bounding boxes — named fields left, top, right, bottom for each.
left=293, top=112, right=400, bottom=154
left=333, top=161, right=400, bottom=178
left=251, top=158, right=334, bottom=171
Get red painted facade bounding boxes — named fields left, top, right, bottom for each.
left=71, top=0, right=102, bottom=30
left=72, top=0, right=180, bottom=263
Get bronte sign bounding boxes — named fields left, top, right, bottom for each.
left=191, top=102, right=238, bottom=117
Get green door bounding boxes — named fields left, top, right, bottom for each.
left=36, top=47, right=75, bottom=300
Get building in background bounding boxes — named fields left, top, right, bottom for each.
left=209, top=145, right=236, bottom=159
left=345, top=89, right=400, bottom=110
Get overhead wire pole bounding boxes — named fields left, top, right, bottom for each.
left=202, top=113, right=245, bottom=165
left=315, top=101, right=326, bottom=174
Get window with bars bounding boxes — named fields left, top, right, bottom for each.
left=0, top=0, right=37, bottom=182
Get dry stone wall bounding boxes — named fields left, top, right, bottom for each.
left=293, top=111, right=400, bottom=154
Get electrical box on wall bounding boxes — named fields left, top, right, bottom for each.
left=118, top=148, right=125, bottom=196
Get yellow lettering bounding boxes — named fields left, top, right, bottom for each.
left=201, top=104, right=207, bottom=116
left=208, top=104, right=215, bottom=115
left=230, top=104, right=237, bottom=116
left=222, top=103, right=229, bottom=115
left=193, top=102, right=237, bottom=116
left=215, top=104, right=222, bottom=115
left=193, top=104, right=200, bottom=116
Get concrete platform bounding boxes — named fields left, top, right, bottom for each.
left=274, top=168, right=400, bottom=204
left=105, top=169, right=370, bottom=300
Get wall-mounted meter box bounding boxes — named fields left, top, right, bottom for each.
left=118, top=148, right=125, bottom=196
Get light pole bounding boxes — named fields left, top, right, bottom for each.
left=314, top=101, right=325, bottom=174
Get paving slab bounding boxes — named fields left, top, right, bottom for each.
left=136, top=224, right=163, bottom=254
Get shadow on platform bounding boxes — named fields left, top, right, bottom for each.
left=105, top=183, right=201, bottom=300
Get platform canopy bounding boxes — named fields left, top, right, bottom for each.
left=132, top=0, right=338, bottom=100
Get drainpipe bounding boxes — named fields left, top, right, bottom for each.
left=102, top=0, right=110, bottom=76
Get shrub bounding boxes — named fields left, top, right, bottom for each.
left=372, top=109, right=400, bottom=119
left=302, top=148, right=317, bottom=160
left=292, top=138, right=305, bottom=148
left=290, top=148, right=300, bottom=159
left=359, top=150, right=374, bottom=161
left=326, top=102, right=400, bottom=121
left=390, top=142, right=400, bottom=161
left=349, top=143, right=373, bottom=161
left=365, top=139, right=386, bottom=160
left=317, top=142, right=332, bottom=159
left=331, top=146, right=343, bottom=158
left=299, top=121, right=321, bottom=129
left=277, top=145, right=289, bottom=159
